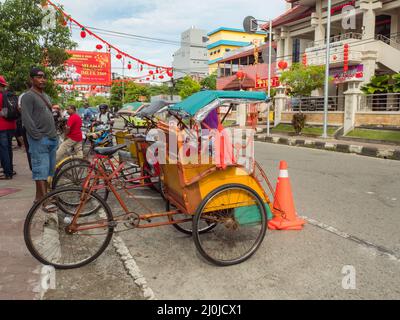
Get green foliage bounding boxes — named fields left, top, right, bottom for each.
left=0, top=0, right=76, bottom=99
left=280, top=63, right=326, bottom=97
left=125, top=82, right=150, bottom=104
left=176, top=76, right=201, bottom=99
left=360, top=75, right=391, bottom=94
left=393, top=74, right=400, bottom=93
left=200, top=72, right=217, bottom=90
left=88, top=95, right=109, bottom=107
left=292, top=113, right=306, bottom=135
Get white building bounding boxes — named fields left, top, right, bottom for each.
left=172, top=27, right=209, bottom=79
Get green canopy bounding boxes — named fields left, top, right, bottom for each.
left=169, top=90, right=268, bottom=116
left=117, top=102, right=148, bottom=115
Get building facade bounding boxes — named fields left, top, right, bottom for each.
left=172, top=27, right=209, bottom=79
left=207, top=27, right=267, bottom=74
left=264, top=0, right=400, bottom=95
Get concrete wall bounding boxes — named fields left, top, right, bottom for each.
left=281, top=111, right=345, bottom=126
left=355, top=112, right=400, bottom=126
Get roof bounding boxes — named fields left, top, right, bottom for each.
left=136, top=100, right=172, bottom=118
left=261, top=5, right=313, bottom=29
left=218, top=42, right=276, bottom=63
left=207, top=27, right=265, bottom=37
left=117, top=102, right=147, bottom=115
left=207, top=40, right=251, bottom=50
left=170, top=90, right=267, bottom=116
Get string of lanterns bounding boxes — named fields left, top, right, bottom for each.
left=42, top=0, right=173, bottom=81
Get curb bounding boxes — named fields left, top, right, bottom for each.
left=255, top=134, right=400, bottom=161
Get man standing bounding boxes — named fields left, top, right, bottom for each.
left=20, top=67, right=58, bottom=205
left=82, top=102, right=94, bottom=125
left=0, top=75, right=17, bottom=180
left=56, top=105, right=83, bottom=163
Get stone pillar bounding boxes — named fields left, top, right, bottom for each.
left=361, top=50, right=378, bottom=85
left=282, top=27, right=292, bottom=66
left=360, top=0, right=382, bottom=40
left=273, top=86, right=288, bottom=127
left=391, top=13, right=399, bottom=35
left=344, top=79, right=363, bottom=135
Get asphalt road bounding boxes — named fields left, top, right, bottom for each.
left=114, top=142, right=400, bottom=300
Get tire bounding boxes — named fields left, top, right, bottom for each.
left=24, top=187, right=114, bottom=269
left=167, top=201, right=217, bottom=236
left=192, top=184, right=267, bottom=266
left=52, top=163, right=109, bottom=216
left=52, top=158, right=91, bottom=190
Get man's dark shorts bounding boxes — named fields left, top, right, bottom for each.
left=27, top=135, right=58, bottom=181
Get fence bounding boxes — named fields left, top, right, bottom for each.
left=359, top=93, right=400, bottom=112
left=284, top=96, right=345, bottom=112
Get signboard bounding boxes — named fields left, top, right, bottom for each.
left=330, top=1, right=356, bottom=15
left=57, top=50, right=111, bottom=86
left=330, top=64, right=364, bottom=84
left=255, top=75, right=280, bottom=89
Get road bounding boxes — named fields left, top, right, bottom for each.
left=4, top=142, right=399, bottom=299
left=113, top=142, right=400, bottom=299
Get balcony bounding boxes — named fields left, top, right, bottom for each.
left=305, top=32, right=363, bottom=67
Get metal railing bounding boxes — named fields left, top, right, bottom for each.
left=359, top=93, right=400, bottom=112
left=307, top=32, right=363, bottom=48
left=284, top=96, right=345, bottom=112
left=375, top=34, right=400, bottom=51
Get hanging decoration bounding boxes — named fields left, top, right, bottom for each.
left=236, top=70, right=245, bottom=80
left=302, top=53, right=307, bottom=66
left=96, top=44, right=103, bottom=50
left=149, top=70, right=154, bottom=75
left=128, top=62, right=132, bottom=70
left=80, top=28, right=87, bottom=39
left=343, top=44, right=349, bottom=72
left=45, top=0, right=172, bottom=76
left=116, top=53, right=123, bottom=60
left=159, top=75, right=164, bottom=79
left=278, top=61, right=288, bottom=70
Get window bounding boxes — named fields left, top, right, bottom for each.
left=225, top=48, right=231, bottom=52
left=292, top=38, right=300, bottom=63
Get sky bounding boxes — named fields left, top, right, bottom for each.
left=51, top=0, right=287, bottom=79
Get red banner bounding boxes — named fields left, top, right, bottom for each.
left=57, top=50, right=111, bottom=86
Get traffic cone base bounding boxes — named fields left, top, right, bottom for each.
left=268, top=161, right=306, bottom=231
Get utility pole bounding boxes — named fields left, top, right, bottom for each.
left=323, top=0, right=332, bottom=138
left=267, top=19, right=273, bottom=137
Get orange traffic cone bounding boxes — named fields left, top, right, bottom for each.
left=268, top=161, right=305, bottom=230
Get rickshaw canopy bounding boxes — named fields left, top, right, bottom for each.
left=169, top=90, right=268, bottom=119
left=136, top=100, right=172, bottom=119
left=117, top=102, right=148, bottom=116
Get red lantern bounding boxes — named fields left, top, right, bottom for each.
left=146, top=78, right=150, bottom=81
left=80, top=28, right=86, bottom=39
left=140, top=65, right=144, bottom=72
left=149, top=70, right=154, bottom=75
left=159, top=75, right=164, bottom=79
left=96, top=44, right=103, bottom=50
left=127, top=62, right=132, bottom=70
left=236, top=70, right=245, bottom=80
left=302, top=53, right=307, bottom=66
left=167, top=69, right=173, bottom=77
left=343, top=44, right=349, bottom=72
left=116, top=53, right=123, bottom=60
left=278, top=61, right=288, bottom=70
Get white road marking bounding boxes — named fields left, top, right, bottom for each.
left=113, top=236, right=156, bottom=300
left=302, top=216, right=400, bottom=263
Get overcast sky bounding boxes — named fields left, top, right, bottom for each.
left=48, top=0, right=287, bottom=78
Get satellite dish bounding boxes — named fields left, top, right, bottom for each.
left=243, top=16, right=258, bottom=34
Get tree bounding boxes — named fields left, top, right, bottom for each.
left=200, top=72, right=217, bottom=90
left=0, top=0, right=76, bottom=100
left=280, top=63, right=326, bottom=97
left=177, top=76, right=201, bottom=99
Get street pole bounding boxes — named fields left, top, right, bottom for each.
left=267, top=19, right=272, bottom=136
left=122, top=56, right=125, bottom=105
left=323, top=0, right=332, bottom=139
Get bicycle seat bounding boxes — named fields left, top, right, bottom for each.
left=94, top=144, right=127, bottom=156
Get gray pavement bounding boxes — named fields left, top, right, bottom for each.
left=1, top=142, right=399, bottom=300
left=115, top=142, right=400, bottom=299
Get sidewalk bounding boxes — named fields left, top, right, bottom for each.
left=0, top=147, right=41, bottom=300
left=255, top=129, right=400, bottom=160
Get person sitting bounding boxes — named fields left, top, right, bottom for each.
left=56, top=105, right=83, bottom=163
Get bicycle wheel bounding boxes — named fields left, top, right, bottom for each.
left=192, top=184, right=267, bottom=266
left=53, top=163, right=109, bottom=216
left=52, top=158, right=90, bottom=189
left=167, top=201, right=217, bottom=235
left=24, top=187, right=114, bottom=269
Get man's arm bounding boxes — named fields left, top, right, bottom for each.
left=20, top=94, right=41, bottom=140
